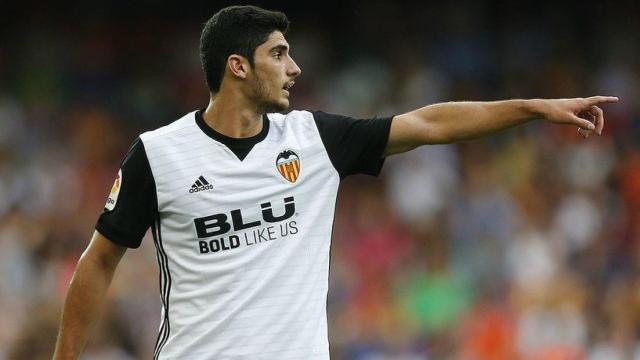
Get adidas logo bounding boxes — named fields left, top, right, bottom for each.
left=189, top=176, right=213, bottom=193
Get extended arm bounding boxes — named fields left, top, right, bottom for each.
left=385, top=96, right=618, bottom=155
left=53, top=231, right=127, bottom=360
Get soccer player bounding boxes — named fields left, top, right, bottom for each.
left=53, top=5, right=618, bottom=359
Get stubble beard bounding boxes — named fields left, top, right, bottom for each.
left=250, top=74, right=288, bottom=114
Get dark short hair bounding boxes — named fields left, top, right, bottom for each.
left=200, top=5, right=290, bottom=93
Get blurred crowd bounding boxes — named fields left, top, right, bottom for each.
left=1, top=1, right=639, bottom=359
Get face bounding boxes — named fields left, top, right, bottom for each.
left=247, top=31, right=302, bottom=113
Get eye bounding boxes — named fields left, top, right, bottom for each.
left=273, top=52, right=282, bottom=59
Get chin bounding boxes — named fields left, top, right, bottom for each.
left=278, top=99, right=290, bottom=110
left=260, top=99, right=289, bottom=113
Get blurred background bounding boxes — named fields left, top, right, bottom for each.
left=1, top=0, right=639, bottom=359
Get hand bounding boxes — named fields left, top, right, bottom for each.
left=534, top=96, right=619, bottom=138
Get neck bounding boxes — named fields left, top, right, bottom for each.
left=202, top=88, right=263, bottom=138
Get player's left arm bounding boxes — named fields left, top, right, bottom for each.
left=384, top=96, right=619, bottom=156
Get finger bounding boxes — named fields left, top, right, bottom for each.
left=578, top=128, right=590, bottom=138
left=571, top=114, right=596, bottom=130
left=585, top=96, right=619, bottom=106
left=590, top=105, right=604, bottom=135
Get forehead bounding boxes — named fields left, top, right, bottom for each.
left=257, top=31, right=289, bottom=51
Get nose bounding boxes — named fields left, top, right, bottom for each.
left=288, top=57, right=302, bottom=78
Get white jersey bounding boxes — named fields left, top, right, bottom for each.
left=97, top=109, right=392, bottom=359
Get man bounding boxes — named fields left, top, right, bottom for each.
left=54, top=5, right=617, bottom=359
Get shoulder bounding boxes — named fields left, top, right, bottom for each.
left=267, top=110, right=314, bottom=124
left=267, top=110, right=317, bottom=133
left=140, top=111, right=199, bottom=144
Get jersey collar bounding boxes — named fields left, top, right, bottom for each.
left=195, top=109, right=270, bottom=161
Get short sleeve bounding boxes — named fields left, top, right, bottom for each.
left=312, top=111, right=393, bottom=179
left=95, top=138, right=157, bottom=248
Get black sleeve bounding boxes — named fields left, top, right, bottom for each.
left=95, top=138, right=157, bottom=248
left=312, top=111, right=393, bottom=179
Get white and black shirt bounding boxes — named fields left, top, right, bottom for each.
left=96, top=109, right=392, bottom=359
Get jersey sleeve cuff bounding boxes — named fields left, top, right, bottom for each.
left=95, top=219, right=144, bottom=249
left=360, top=116, right=393, bottom=177
left=365, top=157, right=387, bottom=177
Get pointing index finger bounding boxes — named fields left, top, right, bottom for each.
left=586, top=96, right=619, bottom=105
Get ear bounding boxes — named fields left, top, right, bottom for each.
left=227, top=54, right=249, bottom=79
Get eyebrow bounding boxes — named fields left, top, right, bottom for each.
left=269, top=44, right=289, bottom=53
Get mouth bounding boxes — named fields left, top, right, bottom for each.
left=282, top=81, right=295, bottom=92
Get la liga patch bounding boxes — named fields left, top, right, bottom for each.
left=105, top=169, right=122, bottom=211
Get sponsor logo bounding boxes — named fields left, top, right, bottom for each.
left=105, top=169, right=122, bottom=211
left=189, top=176, right=213, bottom=193
left=194, top=196, right=295, bottom=238
left=193, top=196, right=298, bottom=254
left=276, top=150, right=300, bottom=183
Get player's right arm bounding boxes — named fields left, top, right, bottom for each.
left=53, top=231, right=127, bottom=359
left=53, top=137, right=156, bottom=359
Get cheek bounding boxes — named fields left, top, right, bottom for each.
left=256, top=71, right=276, bottom=88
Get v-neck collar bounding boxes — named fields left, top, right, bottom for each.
left=195, top=109, right=270, bottom=161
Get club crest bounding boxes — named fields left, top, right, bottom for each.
left=276, top=150, right=300, bottom=183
